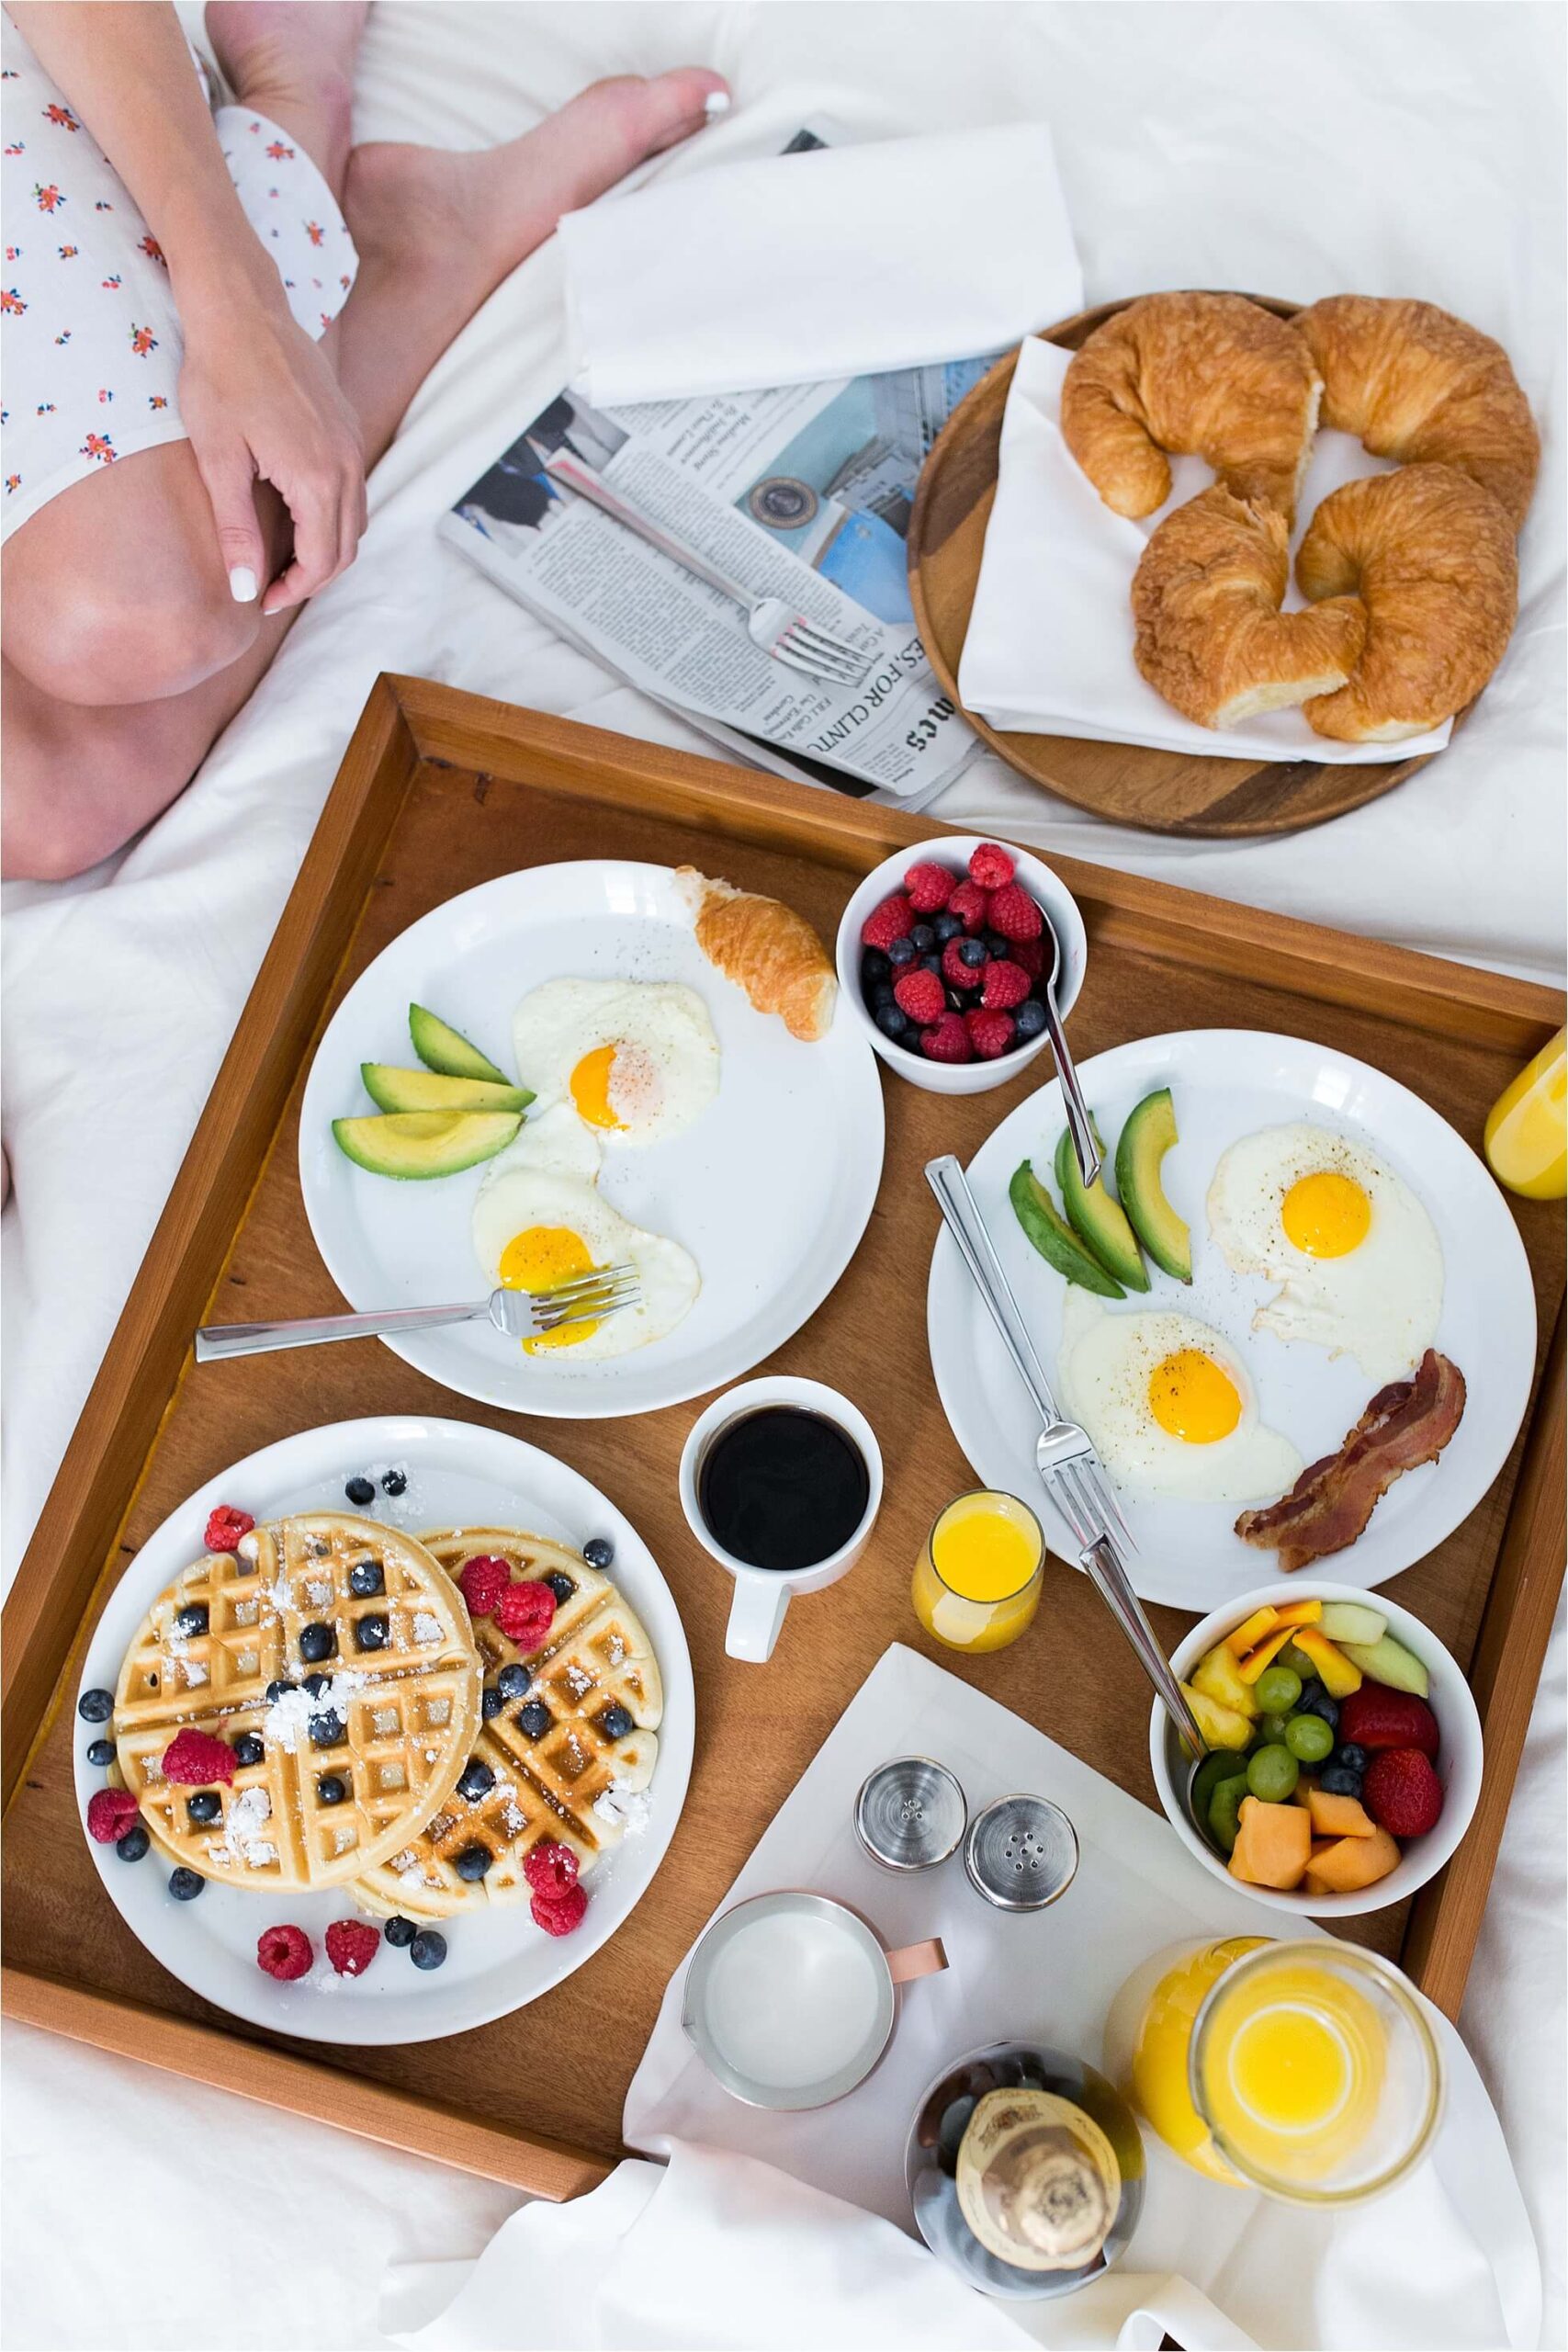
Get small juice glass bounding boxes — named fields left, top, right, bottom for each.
left=912, top=1491, right=1043, bottom=1654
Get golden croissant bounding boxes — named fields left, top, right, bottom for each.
left=1296, top=296, right=1539, bottom=531
left=1062, top=291, right=1322, bottom=523
left=1295, top=462, right=1517, bottom=741
left=674, top=867, right=837, bottom=1042
left=1132, top=486, right=1366, bottom=729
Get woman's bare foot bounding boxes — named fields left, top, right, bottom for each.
left=205, top=0, right=368, bottom=189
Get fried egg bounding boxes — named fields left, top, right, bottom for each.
left=1207, top=1122, right=1443, bottom=1385
left=511, top=978, right=719, bottom=1148
left=1056, top=1291, right=1303, bottom=1503
left=471, top=1151, right=699, bottom=1359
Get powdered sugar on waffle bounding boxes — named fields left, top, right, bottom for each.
left=593, top=1783, right=650, bottom=1838
left=205, top=1785, right=276, bottom=1870
left=265, top=1671, right=369, bottom=1751
left=412, top=1611, right=443, bottom=1645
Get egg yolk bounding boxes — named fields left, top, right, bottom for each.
left=1281, top=1170, right=1371, bottom=1259
left=570, top=1044, right=624, bottom=1131
left=498, top=1225, right=601, bottom=1351
left=569, top=1041, right=661, bottom=1133
left=1148, top=1349, right=1243, bottom=1444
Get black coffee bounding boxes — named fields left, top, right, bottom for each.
left=698, top=1407, right=870, bottom=1573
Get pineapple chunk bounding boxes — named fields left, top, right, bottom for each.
left=1180, top=1682, right=1254, bottom=1751
left=1191, top=1643, right=1260, bottom=1719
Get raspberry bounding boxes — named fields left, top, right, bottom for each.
left=967, top=842, right=1016, bottom=889
left=1012, top=934, right=1046, bottom=979
left=458, top=1555, right=510, bottom=1621
left=495, top=1578, right=557, bottom=1652
left=903, top=860, right=955, bottom=913
left=942, top=939, right=983, bottom=991
left=531, top=1882, right=589, bottom=1937
left=523, top=1838, right=579, bottom=1901
left=324, top=1919, right=380, bottom=1977
left=204, top=1504, right=254, bottom=1554
left=964, top=1008, right=1017, bottom=1059
left=860, top=893, right=914, bottom=951
left=86, top=1787, right=140, bottom=1844
left=946, top=879, right=989, bottom=934
left=919, top=1012, right=973, bottom=1063
left=1362, top=1748, right=1444, bottom=1839
left=257, top=1924, right=313, bottom=1982
left=161, top=1727, right=236, bottom=1786
left=893, top=967, right=945, bottom=1025
left=982, top=958, right=1032, bottom=1011
left=985, top=882, right=1044, bottom=942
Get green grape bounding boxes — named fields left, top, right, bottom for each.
left=1254, top=1666, right=1303, bottom=1714
left=1258, top=1711, right=1292, bottom=1744
left=1246, top=1744, right=1300, bottom=1803
left=1285, top=1712, right=1335, bottom=1764
left=1276, top=1642, right=1316, bottom=1679
left=1207, top=1774, right=1251, bottom=1854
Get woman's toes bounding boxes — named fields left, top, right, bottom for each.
left=549, top=70, right=732, bottom=195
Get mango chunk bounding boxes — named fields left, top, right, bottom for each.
left=1227, top=1794, right=1312, bottom=1891
left=1235, top=1625, right=1295, bottom=1683
left=1307, top=1787, right=1375, bottom=1839
left=1180, top=1682, right=1254, bottom=1751
left=1191, top=1643, right=1260, bottom=1720
left=1292, top=1627, right=1363, bottom=1698
left=1224, top=1605, right=1280, bottom=1657
left=1303, top=1826, right=1401, bottom=1896
left=1271, top=1598, right=1323, bottom=1630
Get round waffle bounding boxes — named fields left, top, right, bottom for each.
left=354, top=1527, right=660, bottom=1918
left=112, top=1514, right=481, bottom=1892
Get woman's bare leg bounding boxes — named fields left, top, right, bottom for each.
left=2, top=24, right=725, bottom=880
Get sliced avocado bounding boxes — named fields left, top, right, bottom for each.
left=361, top=1062, right=532, bottom=1116
left=333, top=1109, right=521, bottom=1180
left=1009, top=1160, right=1124, bottom=1298
left=1114, top=1087, right=1192, bottom=1283
left=1055, top=1119, right=1149, bottom=1293
left=408, top=1003, right=510, bottom=1088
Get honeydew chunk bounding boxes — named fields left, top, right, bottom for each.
left=1338, top=1633, right=1429, bottom=1699
left=1315, top=1601, right=1387, bottom=1647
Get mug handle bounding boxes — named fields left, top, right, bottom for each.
left=886, top=1937, right=948, bottom=1984
left=726, top=1577, right=790, bottom=1664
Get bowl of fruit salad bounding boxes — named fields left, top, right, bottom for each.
left=836, top=837, right=1087, bottom=1094
left=1152, top=1582, right=1483, bottom=1917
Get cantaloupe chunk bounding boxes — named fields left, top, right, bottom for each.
left=1271, top=1598, right=1323, bottom=1630
left=1224, top=1605, right=1280, bottom=1657
left=1235, top=1626, right=1295, bottom=1683
left=1307, top=1787, right=1375, bottom=1839
left=1292, top=1627, right=1363, bottom=1698
left=1291, top=1776, right=1317, bottom=1809
left=1227, top=1795, right=1312, bottom=1891
left=1303, top=1826, right=1401, bottom=1896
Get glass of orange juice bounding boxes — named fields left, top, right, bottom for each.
left=912, top=1491, right=1044, bottom=1654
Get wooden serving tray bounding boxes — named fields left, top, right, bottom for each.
left=5, top=678, right=1562, bottom=2199
left=908, top=297, right=1455, bottom=839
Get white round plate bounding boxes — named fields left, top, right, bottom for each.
left=74, top=1417, right=694, bottom=2043
left=927, top=1030, right=1536, bottom=1611
left=298, top=863, right=884, bottom=1417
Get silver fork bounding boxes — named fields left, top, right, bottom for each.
left=194, top=1267, right=640, bottom=1363
left=541, top=447, right=875, bottom=687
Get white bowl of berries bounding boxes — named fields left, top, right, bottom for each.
left=836, top=836, right=1088, bottom=1093
left=1152, top=1580, right=1483, bottom=1917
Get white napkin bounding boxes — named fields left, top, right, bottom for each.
left=957, top=335, right=1454, bottom=765
left=559, top=125, right=1082, bottom=407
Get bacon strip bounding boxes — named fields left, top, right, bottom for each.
left=1235, top=1350, right=1467, bottom=1572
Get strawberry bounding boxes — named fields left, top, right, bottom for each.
left=967, top=842, right=1016, bottom=889
left=893, top=967, right=945, bottom=1025
left=919, top=1012, right=973, bottom=1063
left=986, top=881, right=1044, bottom=942
left=946, top=879, right=989, bottom=934
left=903, top=860, right=955, bottom=913
left=1337, top=1686, right=1439, bottom=1758
left=964, top=1008, right=1016, bottom=1059
left=860, top=892, right=914, bottom=951
left=981, top=959, right=1032, bottom=1011
left=1362, top=1747, right=1444, bottom=1839
left=942, top=939, right=984, bottom=991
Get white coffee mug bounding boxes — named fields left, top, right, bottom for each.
left=678, top=1375, right=883, bottom=1663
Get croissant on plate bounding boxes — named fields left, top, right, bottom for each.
left=674, top=867, right=837, bottom=1042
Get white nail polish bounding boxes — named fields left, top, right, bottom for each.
left=704, top=91, right=731, bottom=119
left=229, top=565, right=258, bottom=604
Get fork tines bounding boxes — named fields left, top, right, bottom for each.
left=529, top=1271, right=641, bottom=1334
left=775, top=616, right=874, bottom=686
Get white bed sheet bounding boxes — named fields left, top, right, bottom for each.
left=3, top=7, right=1562, bottom=2347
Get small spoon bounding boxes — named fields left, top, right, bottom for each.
left=1039, top=912, right=1100, bottom=1188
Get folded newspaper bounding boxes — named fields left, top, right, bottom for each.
left=443, top=132, right=995, bottom=808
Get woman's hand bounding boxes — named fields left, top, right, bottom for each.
left=178, top=282, right=367, bottom=616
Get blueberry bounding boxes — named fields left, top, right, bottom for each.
left=116, top=1825, right=151, bottom=1862
left=355, top=1613, right=389, bottom=1653
left=861, top=948, right=890, bottom=986
left=497, top=1662, right=531, bottom=1700
left=344, top=1476, right=375, bottom=1506
left=310, top=1709, right=344, bottom=1747
left=544, top=1572, right=575, bottom=1606
left=175, top=1603, right=209, bottom=1638
left=582, top=1537, right=615, bottom=1570
left=870, top=981, right=897, bottom=1011
left=1336, top=1742, right=1369, bottom=1774
left=315, top=1774, right=347, bottom=1807
left=410, top=1929, right=447, bottom=1971
left=1013, top=1000, right=1046, bottom=1040
left=381, top=1467, right=408, bottom=1497
left=932, top=910, right=963, bottom=943
left=302, top=1671, right=332, bottom=1700
left=909, top=922, right=936, bottom=954
left=457, top=1757, right=495, bottom=1802
left=984, top=932, right=1009, bottom=959
left=874, top=1005, right=909, bottom=1041
left=600, top=1703, right=635, bottom=1741
left=233, top=1733, right=265, bottom=1768
left=957, top=937, right=987, bottom=967
left=518, top=1701, right=552, bottom=1738
left=1319, top=1764, right=1363, bottom=1799
left=299, top=1622, right=336, bottom=1665
left=383, top=1914, right=417, bottom=1949
left=86, top=1737, right=115, bottom=1769
left=480, top=1685, right=504, bottom=1719
left=168, top=1867, right=204, bottom=1901
left=886, top=935, right=916, bottom=967
left=187, top=1790, right=221, bottom=1825
left=78, top=1689, right=114, bottom=1724
left=1299, top=1690, right=1339, bottom=1730
left=455, top=1844, right=492, bottom=1882
left=349, top=1559, right=384, bottom=1598
left=265, top=1678, right=293, bottom=1706
left=919, top=954, right=943, bottom=977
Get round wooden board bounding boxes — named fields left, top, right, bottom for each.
left=908, top=295, right=1447, bottom=840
